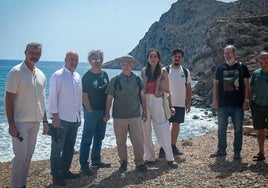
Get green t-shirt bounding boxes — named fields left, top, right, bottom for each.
left=106, top=73, right=142, bottom=118
left=250, top=68, right=268, bottom=107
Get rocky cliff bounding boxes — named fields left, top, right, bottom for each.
left=102, top=0, right=268, bottom=107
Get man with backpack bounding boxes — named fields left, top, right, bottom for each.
left=104, top=55, right=148, bottom=173
left=159, top=48, right=192, bottom=158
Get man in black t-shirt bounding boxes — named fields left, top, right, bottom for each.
left=211, top=45, right=250, bottom=160
left=79, top=50, right=111, bottom=176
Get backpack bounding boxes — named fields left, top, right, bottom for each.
left=114, top=74, right=143, bottom=103
left=165, top=66, right=188, bottom=86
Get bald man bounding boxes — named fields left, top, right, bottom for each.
left=48, top=51, right=82, bottom=186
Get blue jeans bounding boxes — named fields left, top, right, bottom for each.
left=79, top=110, right=107, bottom=166
left=217, top=106, right=244, bottom=153
left=50, top=120, right=78, bottom=176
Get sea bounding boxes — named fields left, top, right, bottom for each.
left=0, top=59, right=217, bottom=162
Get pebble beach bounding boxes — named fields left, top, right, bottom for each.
left=1, top=129, right=267, bottom=188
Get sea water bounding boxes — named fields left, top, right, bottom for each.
left=0, top=59, right=217, bottom=162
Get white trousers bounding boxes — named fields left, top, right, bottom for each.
left=11, top=122, right=40, bottom=188
left=143, top=94, right=174, bottom=161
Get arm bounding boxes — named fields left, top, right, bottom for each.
left=5, top=91, right=18, bottom=137
left=82, top=92, right=93, bottom=112
left=42, top=111, right=49, bottom=135
left=163, top=69, right=175, bottom=114
left=140, top=90, right=147, bottom=122
left=104, top=94, right=113, bottom=122
left=186, top=83, right=192, bottom=113
left=243, top=77, right=250, bottom=110
left=212, top=79, right=219, bottom=109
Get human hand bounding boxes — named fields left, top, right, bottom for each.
left=9, top=125, right=18, bottom=137
left=42, top=122, right=49, bottom=135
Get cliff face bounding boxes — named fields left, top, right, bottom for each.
left=103, top=0, right=268, bottom=107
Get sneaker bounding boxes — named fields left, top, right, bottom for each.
left=167, top=161, right=178, bottom=168
left=81, top=165, right=94, bottom=176
left=233, top=153, right=242, bottom=160
left=135, top=164, right=147, bottom=173
left=92, top=161, right=111, bottom=168
left=253, top=152, right=265, bottom=161
left=210, top=150, right=227, bottom=158
left=52, top=176, right=67, bottom=186
left=62, top=171, right=80, bottom=179
left=158, top=147, right=165, bottom=158
left=172, top=144, right=183, bottom=155
left=118, top=161, right=127, bottom=173
left=144, top=160, right=156, bottom=165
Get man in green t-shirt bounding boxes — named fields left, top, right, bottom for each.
left=104, top=55, right=147, bottom=173
left=249, top=50, right=268, bottom=161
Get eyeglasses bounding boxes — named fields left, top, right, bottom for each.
left=90, top=59, right=102, bottom=63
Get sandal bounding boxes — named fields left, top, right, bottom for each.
left=253, top=152, right=265, bottom=161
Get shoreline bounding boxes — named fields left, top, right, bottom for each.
left=1, top=129, right=268, bottom=187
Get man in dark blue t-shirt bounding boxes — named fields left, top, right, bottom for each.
left=79, top=50, right=111, bottom=176
left=211, top=45, right=250, bottom=160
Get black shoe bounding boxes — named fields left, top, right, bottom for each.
left=118, top=161, right=127, bottom=173
left=81, top=165, right=94, bottom=176
left=62, top=171, right=80, bottom=179
left=167, top=161, right=178, bottom=168
left=135, top=164, right=147, bottom=173
left=52, top=176, right=67, bottom=186
left=233, top=152, right=242, bottom=160
left=92, top=161, right=111, bottom=168
left=210, top=150, right=227, bottom=158
left=144, top=160, right=156, bottom=165
left=159, top=147, right=165, bottom=158
left=172, top=144, right=183, bottom=155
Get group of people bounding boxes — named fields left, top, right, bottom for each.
left=5, top=42, right=267, bottom=188
left=5, top=42, right=191, bottom=187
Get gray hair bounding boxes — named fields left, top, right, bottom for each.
left=225, top=45, right=236, bottom=53
left=87, top=50, right=104, bottom=62
left=25, top=42, right=42, bottom=51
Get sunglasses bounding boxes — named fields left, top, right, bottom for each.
left=90, top=59, right=102, bottom=63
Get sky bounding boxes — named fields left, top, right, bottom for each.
left=0, top=0, right=236, bottom=62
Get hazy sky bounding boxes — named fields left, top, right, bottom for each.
left=0, top=0, right=236, bottom=62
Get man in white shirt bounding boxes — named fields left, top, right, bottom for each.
left=48, top=51, right=82, bottom=186
left=159, top=48, right=192, bottom=158
left=5, top=42, right=48, bottom=188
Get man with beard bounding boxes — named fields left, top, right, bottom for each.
left=211, top=45, right=250, bottom=160
left=159, top=48, right=192, bottom=158
left=5, top=42, right=48, bottom=188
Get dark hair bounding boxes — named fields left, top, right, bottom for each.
left=172, top=48, right=184, bottom=57
left=145, top=49, right=163, bottom=81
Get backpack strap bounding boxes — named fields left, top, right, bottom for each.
left=165, top=65, right=188, bottom=86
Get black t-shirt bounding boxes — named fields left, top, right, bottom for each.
left=215, top=62, right=250, bottom=107
left=82, top=70, right=109, bottom=111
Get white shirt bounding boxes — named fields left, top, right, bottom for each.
left=5, top=62, right=46, bottom=122
left=168, top=65, right=191, bottom=107
left=48, top=66, right=83, bottom=122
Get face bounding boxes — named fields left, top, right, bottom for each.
left=89, top=54, right=103, bottom=68
left=121, top=61, right=133, bottom=75
left=148, top=51, right=160, bottom=67
left=172, top=53, right=183, bottom=67
left=25, top=46, right=42, bottom=66
left=258, top=52, right=268, bottom=70
left=65, top=52, right=79, bottom=72
left=224, top=47, right=236, bottom=63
